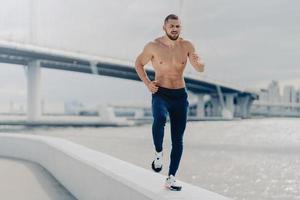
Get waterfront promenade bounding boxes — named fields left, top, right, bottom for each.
left=0, top=157, right=75, bottom=200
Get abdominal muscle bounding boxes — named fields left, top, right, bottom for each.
left=154, top=73, right=185, bottom=89
left=151, top=55, right=187, bottom=89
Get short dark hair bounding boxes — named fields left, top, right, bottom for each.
left=164, top=14, right=179, bottom=24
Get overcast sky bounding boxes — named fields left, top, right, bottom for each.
left=0, top=0, right=299, bottom=108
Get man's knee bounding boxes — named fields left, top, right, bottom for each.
left=153, top=114, right=167, bottom=125
left=171, top=132, right=184, bottom=148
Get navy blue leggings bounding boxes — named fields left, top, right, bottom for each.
left=151, top=86, right=189, bottom=176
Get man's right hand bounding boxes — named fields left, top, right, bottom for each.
left=146, top=81, right=159, bottom=94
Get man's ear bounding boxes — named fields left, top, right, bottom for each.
left=163, top=24, right=166, bottom=31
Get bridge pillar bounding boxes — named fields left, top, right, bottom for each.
left=216, top=85, right=234, bottom=119
left=236, top=95, right=254, bottom=118
left=90, top=61, right=98, bottom=74
left=210, top=96, right=221, bottom=116
left=27, top=60, right=41, bottom=122
left=196, top=94, right=206, bottom=118
left=223, top=94, right=235, bottom=119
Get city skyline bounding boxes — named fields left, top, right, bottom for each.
left=257, top=80, right=300, bottom=103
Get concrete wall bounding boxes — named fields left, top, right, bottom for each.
left=0, top=134, right=231, bottom=200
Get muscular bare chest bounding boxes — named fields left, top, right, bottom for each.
left=151, top=43, right=188, bottom=72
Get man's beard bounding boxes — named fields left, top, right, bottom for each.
left=166, top=31, right=179, bottom=41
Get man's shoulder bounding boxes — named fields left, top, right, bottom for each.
left=144, top=40, right=159, bottom=49
left=180, top=39, right=193, bottom=47
left=143, top=38, right=162, bottom=52
left=152, top=37, right=164, bottom=46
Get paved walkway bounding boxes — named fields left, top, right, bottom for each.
left=0, top=157, right=76, bottom=200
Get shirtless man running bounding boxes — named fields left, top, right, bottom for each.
left=135, top=14, right=205, bottom=191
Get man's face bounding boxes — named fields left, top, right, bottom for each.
left=163, top=19, right=181, bottom=41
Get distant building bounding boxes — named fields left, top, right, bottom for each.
left=296, top=90, right=300, bottom=103
left=257, top=89, right=268, bottom=102
left=256, top=81, right=300, bottom=104
left=283, top=85, right=297, bottom=104
left=267, top=80, right=281, bottom=103
left=251, top=81, right=300, bottom=117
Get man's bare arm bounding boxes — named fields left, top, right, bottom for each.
left=186, top=41, right=205, bottom=72
left=135, top=43, right=158, bottom=93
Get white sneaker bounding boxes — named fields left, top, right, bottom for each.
left=151, top=151, right=162, bottom=172
left=165, top=175, right=182, bottom=191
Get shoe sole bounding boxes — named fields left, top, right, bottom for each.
left=151, top=160, right=162, bottom=173
left=165, top=185, right=182, bottom=191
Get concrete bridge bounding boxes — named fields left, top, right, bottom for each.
left=0, top=40, right=258, bottom=122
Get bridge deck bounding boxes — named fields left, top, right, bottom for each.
left=0, top=40, right=258, bottom=98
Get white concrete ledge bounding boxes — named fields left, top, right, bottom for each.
left=0, top=134, right=231, bottom=200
